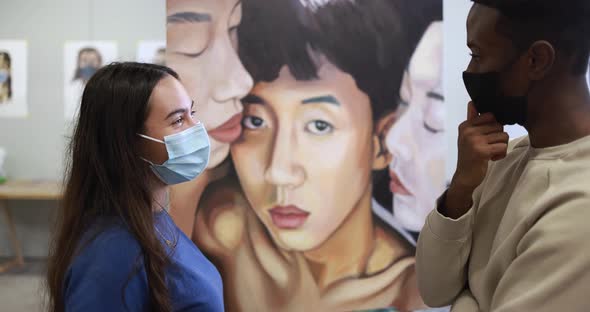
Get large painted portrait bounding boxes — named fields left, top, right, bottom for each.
left=166, top=0, right=444, bottom=311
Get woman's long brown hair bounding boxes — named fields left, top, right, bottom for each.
left=47, top=62, right=179, bottom=312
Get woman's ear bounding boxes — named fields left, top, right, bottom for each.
left=372, top=110, right=397, bottom=170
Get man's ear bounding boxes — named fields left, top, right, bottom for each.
left=528, top=40, right=555, bottom=80
left=372, top=110, right=397, bottom=170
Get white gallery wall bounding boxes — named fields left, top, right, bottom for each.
left=0, top=0, right=165, bottom=257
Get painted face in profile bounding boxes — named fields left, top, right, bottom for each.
left=231, top=56, right=382, bottom=251
left=167, top=0, right=254, bottom=169
left=386, top=22, right=446, bottom=232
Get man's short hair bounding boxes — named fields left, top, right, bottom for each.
left=473, top=0, right=590, bottom=75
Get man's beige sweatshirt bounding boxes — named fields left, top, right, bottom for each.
left=417, top=135, right=590, bottom=312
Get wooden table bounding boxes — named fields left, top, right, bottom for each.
left=0, top=180, right=62, bottom=273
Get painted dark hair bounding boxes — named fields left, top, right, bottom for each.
left=47, top=62, right=179, bottom=312
left=238, top=0, right=442, bottom=210
left=472, top=0, right=590, bottom=75
left=0, top=51, right=12, bottom=100
left=73, top=47, right=103, bottom=81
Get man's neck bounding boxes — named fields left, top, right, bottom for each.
left=526, top=77, right=590, bottom=148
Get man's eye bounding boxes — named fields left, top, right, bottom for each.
left=305, top=120, right=334, bottom=135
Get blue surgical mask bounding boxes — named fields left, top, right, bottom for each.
left=79, top=66, right=98, bottom=80
left=138, top=123, right=210, bottom=185
left=0, top=71, right=8, bottom=84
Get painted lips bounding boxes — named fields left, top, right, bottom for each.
left=269, top=205, right=310, bottom=229
left=390, top=170, right=412, bottom=196
left=207, top=113, right=243, bottom=143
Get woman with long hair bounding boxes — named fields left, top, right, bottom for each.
left=46, top=62, right=223, bottom=312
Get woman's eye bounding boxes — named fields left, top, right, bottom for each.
left=173, top=117, right=183, bottom=125
left=242, top=115, right=266, bottom=129
left=190, top=111, right=196, bottom=119
left=305, top=120, right=334, bottom=135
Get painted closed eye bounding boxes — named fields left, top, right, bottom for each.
left=242, top=115, right=266, bottom=130
left=423, top=121, right=442, bottom=134
left=305, top=120, right=334, bottom=135
left=423, top=93, right=444, bottom=134
left=175, top=49, right=206, bottom=58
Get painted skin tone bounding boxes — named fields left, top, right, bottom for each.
left=386, top=22, right=446, bottom=232
left=166, top=0, right=254, bottom=235
left=193, top=57, right=424, bottom=311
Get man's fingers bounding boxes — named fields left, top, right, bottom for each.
left=470, top=112, right=497, bottom=126
left=467, top=101, right=478, bottom=120
left=467, top=124, right=504, bottom=136
left=488, top=142, right=508, bottom=159
left=485, top=132, right=510, bottom=144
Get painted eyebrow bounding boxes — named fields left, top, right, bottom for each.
left=242, top=94, right=265, bottom=104
left=427, top=91, right=444, bottom=101
left=301, top=95, right=340, bottom=106
left=241, top=94, right=341, bottom=106
left=167, top=12, right=212, bottom=24
left=165, top=100, right=195, bottom=120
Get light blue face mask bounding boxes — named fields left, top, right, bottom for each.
left=0, top=71, right=8, bottom=84
left=138, top=123, right=210, bottom=185
left=79, top=66, right=98, bottom=80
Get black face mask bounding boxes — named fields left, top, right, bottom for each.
left=462, top=68, right=528, bottom=126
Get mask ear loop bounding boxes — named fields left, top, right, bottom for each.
left=137, top=134, right=165, bottom=166
left=138, top=133, right=165, bottom=144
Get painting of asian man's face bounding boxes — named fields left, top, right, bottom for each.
left=167, top=0, right=444, bottom=311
